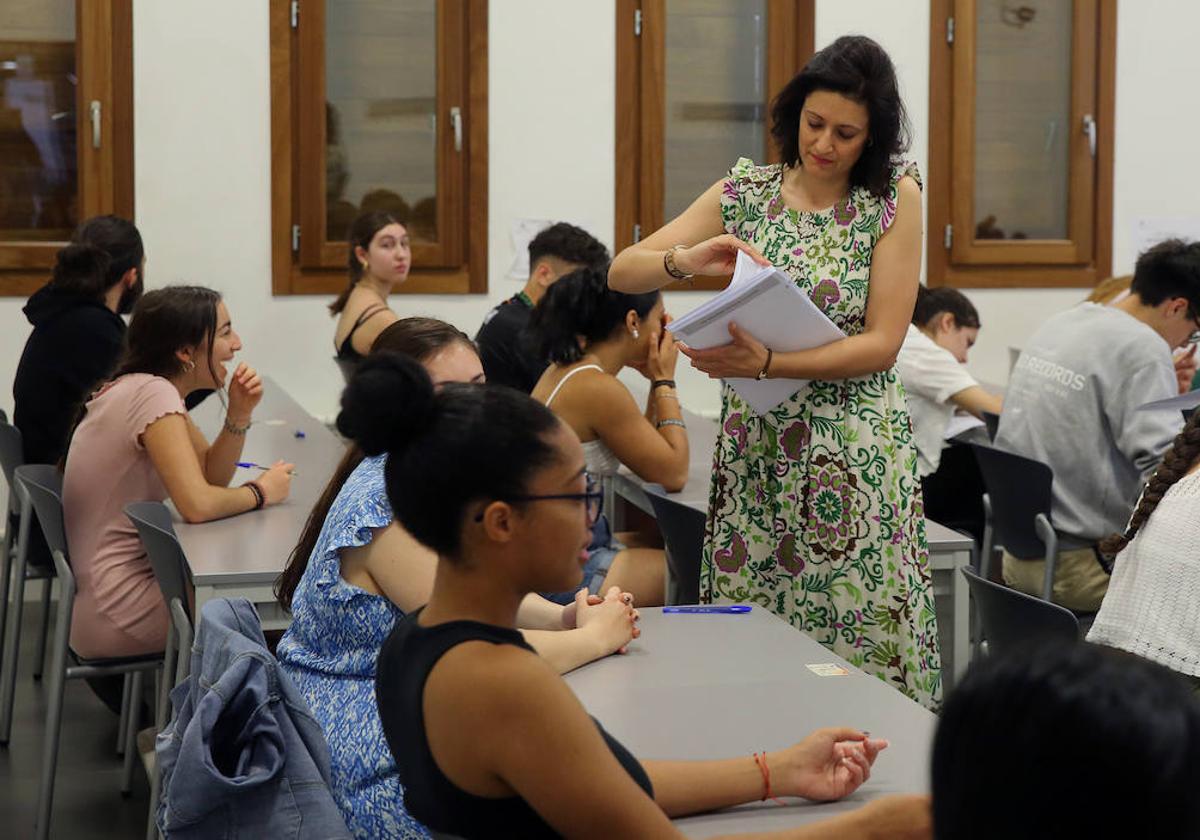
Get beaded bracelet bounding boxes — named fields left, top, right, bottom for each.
left=243, top=480, right=265, bottom=510
left=656, top=418, right=686, bottom=430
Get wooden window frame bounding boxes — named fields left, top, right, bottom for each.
left=270, top=0, right=487, bottom=296
left=615, top=0, right=814, bottom=291
left=0, top=0, right=134, bottom=296
left=927, top=0, right=1116, bottom=289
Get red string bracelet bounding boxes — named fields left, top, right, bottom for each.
left=753, top=752, right=785, bottom=805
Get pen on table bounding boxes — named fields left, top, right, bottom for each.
left=662, top=605, right=751, bottom=614
left=236, top=461, right=299, bottom=476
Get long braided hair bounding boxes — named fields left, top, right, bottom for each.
left=1100, top=411, right=1200, bottom=557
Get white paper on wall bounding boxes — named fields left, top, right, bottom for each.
left=1131, top=217, right=1200, bottom=259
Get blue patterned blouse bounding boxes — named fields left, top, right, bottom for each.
left=277, top=455, right=430, bottom=840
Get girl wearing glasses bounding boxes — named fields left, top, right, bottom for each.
left=529, top=265, right=686, bottom=607
left=276, top=319, right=638, bottom=840
left=367, top=351, right=930, bottom=839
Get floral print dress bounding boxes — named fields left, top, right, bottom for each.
left=701, top=157, right=942, bottom=709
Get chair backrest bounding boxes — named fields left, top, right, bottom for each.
left=962, top=566, right=1078, bottom=656
left=125, top=502, right=192, bottom=622
left=0, top=419, right=24, bottom=516
left=970, top=444, right=1055, bottom=559
left=644, top=483, right=703, bottom=605
left=980, top=411, right=1000, bottom=442
left=15, top=465, right=67, bottom=557
left=334, top=356, right=357, bottom=385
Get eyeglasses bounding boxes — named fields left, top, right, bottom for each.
left=473, top=472, right=604, bottom=525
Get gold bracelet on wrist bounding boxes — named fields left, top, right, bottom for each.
left=663, top=245, right=694, bottom=283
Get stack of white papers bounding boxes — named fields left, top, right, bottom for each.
left=668, top=251, right=845, bottom=415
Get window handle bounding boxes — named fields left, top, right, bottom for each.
left=90, top=99, right=101, bottom=149
left=1081, top=114, right=1096, bottom=158
left=450, top=106, right=462, bottom=153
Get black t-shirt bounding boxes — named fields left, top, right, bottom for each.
left=474, top=295, right=547, bottom=393
left=376, top=611, right=653, bottom=839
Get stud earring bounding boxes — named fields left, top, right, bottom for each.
left=632, top=327, right=640, bottom=340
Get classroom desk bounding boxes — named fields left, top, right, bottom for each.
left=565, top=607, right=936, bottom=837
left=611, top=403, right=975, bottom=689
left=173, top=378, right=346, bottom=629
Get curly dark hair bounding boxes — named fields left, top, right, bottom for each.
left=528, top=222, right=609, bottom=272
left=770, top=35, right=910, bottom=197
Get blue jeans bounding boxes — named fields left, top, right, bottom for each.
left=541, top=514, right=623, bottom=605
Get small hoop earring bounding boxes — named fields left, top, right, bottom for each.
left=184, top=359, right=195, bottom=373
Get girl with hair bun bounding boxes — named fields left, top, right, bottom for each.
left=1088, top=410, right=1200, bottom=680
left=276, top=318, right=639, bottom=840
left=529, top=265, right=688, bottom=607
left=368, top=351, right=929, bottom=838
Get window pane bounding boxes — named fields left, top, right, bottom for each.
left=325, top=0, right=437, bottom=243
left=663, top=0, right=767, bottom=222
left=973, top=1, right=1073, bottom=241
left=0, top=0, right=77, bottom=243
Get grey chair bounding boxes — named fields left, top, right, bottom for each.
left=961, top=566, right=1079, bottom=659
left=980, top=410, right=1000, bottom=442
left=0, top=421, right=55, bottom=745
left=644, top=483, right=703, bottom=605
left=125, top=501, right=195, bottom=840
left=970, top=444, right=1059, bottom=601
left=18, top=466, right=162, bottom=840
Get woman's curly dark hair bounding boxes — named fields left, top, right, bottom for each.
left=770, top=35, right=910, bottom=198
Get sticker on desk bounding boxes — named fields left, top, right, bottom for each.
left=806, top=663, right=850, bottom=677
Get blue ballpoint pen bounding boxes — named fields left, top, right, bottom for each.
left=237, top=461, right=299, bottom=476
left=662, top=605, right=751, bottom=614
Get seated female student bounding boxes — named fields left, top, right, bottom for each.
left=932, top=642, right=1200, bottom=839
left=1088, top=410, right=1200, bottom=678
left=895, top=286, right=1000, bottom=542
left=331, top=211, right=410, bottom=376
left=528, top=266, right=685, bottom=607
left=63, top=286, right=293, bottom=661
left=276, top=318, right=639, bottom=840
left=369, top=353, right=931, bottom=839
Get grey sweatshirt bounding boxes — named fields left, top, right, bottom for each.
left=995, top=303, right=1181, bottom=547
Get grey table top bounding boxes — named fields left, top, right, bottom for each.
left=174, top=377, right=347, bottom=587
left=566, top=607, right=936, bottom=837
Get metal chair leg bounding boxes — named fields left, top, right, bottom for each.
left=121, top=670, right=143, bottom=795
left=32, top=577, right=52, bottom=681
left=0, top=494, right=31, bottom=745
left=34, top=565, right=72, bottom=840
left=117, top=673, right=132, bottom=756
left=0, top=520, right=13, bottom=681
left=157, top=627, right=176, bottom=731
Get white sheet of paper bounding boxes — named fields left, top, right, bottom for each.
left=1131, top=217, right=1200, bottom=260
left=943, top=412, right=985, bottom=440
left=668, top=251, right=846, bottom=415
left=506, top=218, right=554, bottom=280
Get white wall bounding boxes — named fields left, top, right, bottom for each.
left=3, top=1, right=1200, bottom=424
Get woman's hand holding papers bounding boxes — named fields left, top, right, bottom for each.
left=680, top=321, right=770, bottom=379
left=675, top=234, right=770, bottom=277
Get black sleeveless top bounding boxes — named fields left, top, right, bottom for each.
left=375, top=611, right=654, bottom=838
left=334, top=303, right=390, bottom=364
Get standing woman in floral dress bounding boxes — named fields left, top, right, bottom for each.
left=609, top=35, right=940, bottom=708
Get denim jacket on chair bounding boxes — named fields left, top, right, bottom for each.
left=155, top=597, right=351, bottom=838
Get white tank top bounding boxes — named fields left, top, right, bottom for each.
left=544, top=364, right=622, bottom=477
